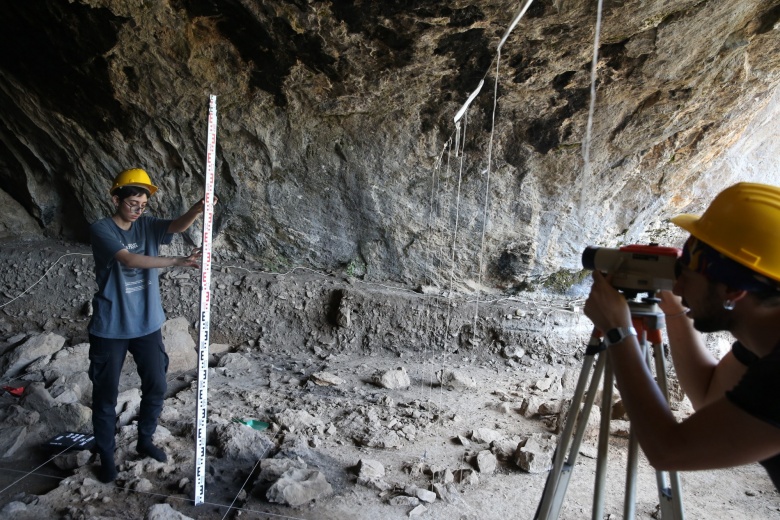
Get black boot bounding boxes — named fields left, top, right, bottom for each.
left=97, top=452, right=117, bottom=483
left=136, top=438, right=167, bottom=462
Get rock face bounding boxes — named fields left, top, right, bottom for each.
left=0, top=1, right=779, bottom=290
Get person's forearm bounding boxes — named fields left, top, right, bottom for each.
left=664, top=315, right=719, bottom=409
left=167, top=203, right=202, bottom=234
left=117, top=251, right=187, bottom=269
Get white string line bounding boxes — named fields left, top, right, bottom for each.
left=473, top=47, right=503, bottom=336
left=420, top=144, right=450, bottom=399
left=578, top=0, right=605, bottom=219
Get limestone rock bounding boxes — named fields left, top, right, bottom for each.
left=145, top=503, right=195, bottom=520
left=311, top=371, right=345, bottom=386
left=214, top=423, right=275, bottom=464
left=374, top=367, right=411, bottom=389
left=436, top=369, right=477, bottom=391
left=258, top=457, right=308, bottom=483
left=476, top=450, right=498, bottom=474
left=1, top=332, right=65, bottom=379
left=514, top=433, right=558, bottom=474
left=471, top=427, right=503, bottom=444
left=162, top=317, right=197, bottom=374
left=356, top=459, right=385, bottom=480
left=266, top=468, right=333, bottom=507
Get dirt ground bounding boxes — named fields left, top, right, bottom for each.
left=0, top=237, right=778, bottom=519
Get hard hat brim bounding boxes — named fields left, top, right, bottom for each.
left=670, top=213, right=698, bottom=234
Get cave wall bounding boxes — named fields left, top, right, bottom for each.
left=1, top=0, right=779, bottom=290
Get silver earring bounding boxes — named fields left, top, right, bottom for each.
left=723, top=299, right=735, bottom=311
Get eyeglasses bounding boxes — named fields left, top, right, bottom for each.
left=123, top=200, right=149, bottom=213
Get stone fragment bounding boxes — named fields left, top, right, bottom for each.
left=39, top=402, right=92, bottom=434
left=502, top=345, right=526, bottom=359
left=389, top=496, right=420, bottom=507
left=471, top=427, right=503, bottom=444
left=538, top=399, right=563, bottom=415
left=432, top=482, right=461, bottom=503
left=453, top=468, right=479, bottom=486
left=374, top=367, right=411, bottom=389
left=275, top=409, right=325, bottom=433
left=357, top=477, right=392, bottom=491
left=491, top=436, right=524, bottom=459
left=258, top=457, right=308, bottom=483
left=357, top=430, right=403, bottom=449
left=311, top=371, right=345, bottom=386
left=217, top=352, right=253, bottom=373
left=161, top=317, right=197, bottom=374
left=356, top=458, right=385, bottom=479
left=29, top=342, right=89, bottom=379
left=53, top=449, right=92, bottom=470
left=409, top=504, right=428, bottom=517
left=436, top=369, right=476, bottom=390
left=415, top=488, right=437, bottom=503
left=20, top=382, right=56, bottom=412
left=514, top=433, right=558, bottom=473
left=116, top=388, right=141, bottom=427
left=610, top=420, right=631, bottom=438
left=476, top=450, right=497, bottom=474
left=145, top=503, right=195, bottom=520
left=1, top=332, right=65, bottom=378
left=337, top=299, right=351, bottom=328
left=266, top=468, right=333, bottom=507
left=214, top=423, right=275, bottom=463
left=133, top=478, right=154, bottom=492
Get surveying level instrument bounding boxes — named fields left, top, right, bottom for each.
left=535, top=295, right=685, bottom=520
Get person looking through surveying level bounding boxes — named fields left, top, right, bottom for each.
left=584, top=182, right=780, bottom=491
left=88, top=168, right=215, bottom=483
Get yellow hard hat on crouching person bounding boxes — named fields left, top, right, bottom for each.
left=671, top=182, right=780, bottom=283
left=110, top=168, right=159, bottom=196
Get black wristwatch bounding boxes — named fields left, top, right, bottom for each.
left=603, top=326, right=637, bottom=347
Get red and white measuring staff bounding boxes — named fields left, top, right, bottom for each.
left=194, top=94, right=217, bottom=506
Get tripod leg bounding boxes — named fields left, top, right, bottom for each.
left=535, top=336, right=606, bottom=520
left=622, top=335, right=653, bottom=520
left=650, top=340, right=686, bottom=519
left=592, top=353, right=614, bottom=519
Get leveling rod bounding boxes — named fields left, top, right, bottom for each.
left=194, top=94, right=217, bottom=506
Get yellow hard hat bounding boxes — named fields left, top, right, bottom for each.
left=671, top=182, right=780, bottom=283
left=110, top=168, right=158, bottom=196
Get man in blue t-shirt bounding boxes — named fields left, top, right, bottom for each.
left=88, top=168, right=214, bottom=483
left=584, top=182, right=780, bottom=492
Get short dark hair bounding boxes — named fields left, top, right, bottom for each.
left=112, top=185, right=151, bottom=200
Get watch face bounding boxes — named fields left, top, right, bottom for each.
left=606, top=329, right=622, bottom=343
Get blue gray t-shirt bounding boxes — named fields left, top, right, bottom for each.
left=88, top=216, right=173, bottom=339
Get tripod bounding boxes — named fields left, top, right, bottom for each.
left=535, top=296, right=685, bottom=520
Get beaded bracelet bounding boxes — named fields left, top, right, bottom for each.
left=664, top=309, right=689, bottom=319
